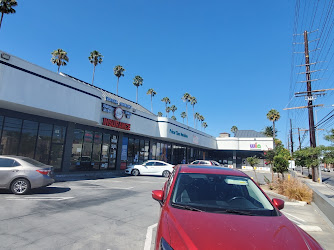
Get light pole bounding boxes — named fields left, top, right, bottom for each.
left=314, top=104, right=334, bottom=184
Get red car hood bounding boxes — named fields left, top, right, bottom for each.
left=165, top=206, right=322, bottom=250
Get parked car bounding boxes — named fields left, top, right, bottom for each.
left=322, top=168, right=330, bottom=172
left=0, top=155, right=55, bottom=195
left=190, top=160, right=221, bottom=166
left=125, top=160, right=174, bottom=177
left=152, top=165, right=322, bottom=250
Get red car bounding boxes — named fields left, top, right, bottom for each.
left=152, top=165, right=322, bottom=250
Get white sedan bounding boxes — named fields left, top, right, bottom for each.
left=125, top=160, right=174, bottom=177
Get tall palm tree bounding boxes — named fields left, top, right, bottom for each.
left=133, top=75, right=143, bottom=103
left=114, top=65, right=125, bottom=95
left=0, top=0, right=17, bottom=31
left=88, top=50, right=103, bottom=85
left=147, top=88, right=157, bottom=112
left=194, top=112, right=200, bottom=129
left=266, top=109, right=280, bottom=147
left=190, top=96, right=197, bottom=128
left=182, top=93, right=191, bottom=126
left=166, top=106, right=171, bottom=118
left=180, top=112, right=187, bottom=123
left=199, top=115, right=205, bottom=130
left=171, top=116, right=176, bottom=121
left=51, top=49, right=69, bottom=73
left=231, top=126, right=238, bottom=136
left=203, top=122, right=208, bottom=130
left=161, top=97, right=171, bottom=116
left=157, top=112, right=163, bottom=117
left=170, top=105, right=177, bottom=116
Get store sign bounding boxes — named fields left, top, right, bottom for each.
left=169, top=129, right=188, bottom=138
left=105, top=97, right=132, bottom=109
left=102, top=103, right=131, bottom=118
left=102, top=118, right=131, bottom=131
left=250, top=143, right=261, bottom=149
left=114, top=107, right=124, bottom=120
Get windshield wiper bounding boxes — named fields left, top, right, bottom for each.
left=171, top=203, right=204, bottom=212
left=213, top=209, right=255, bottom=216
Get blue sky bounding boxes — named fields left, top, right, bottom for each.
left=0, top=0, right=306, bottom=144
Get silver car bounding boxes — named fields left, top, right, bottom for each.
left=0, top=156, right=55, bottom=195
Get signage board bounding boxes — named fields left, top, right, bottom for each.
left=102, top=118, right=131, bottom=131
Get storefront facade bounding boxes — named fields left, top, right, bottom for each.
left=0, top=51, right=273, bottom=173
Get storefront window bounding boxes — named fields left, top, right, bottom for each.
left=70, top=129, right=84, bottom=171
left=50, top=125, right=66, bottom=171
left=144, top=140, right=149, bottom=161
left=109, top=135, right=118, bottom=169
left=92, top=132, right=102, bottom=170
left=101, top=133, right=110, bottom=169
left=151, top=141, right=157, bottom=160
left=18, top=120, right=38, bottom=158
left=35, top=123, right=53, bottom=164
left=121, top=136, right=128, bottom=169
left=0, top=117, right=22, bottom=155
left=80, top=130, right=93, bottom=170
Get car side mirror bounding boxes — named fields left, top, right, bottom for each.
left=152, top=190, right=164, bottom=205
left=272, top=198, right=284, bottom=210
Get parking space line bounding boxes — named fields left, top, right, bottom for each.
left=283, top=212, right=306, bottom=222
left=144, top=223, right=157, bottom=250
left=6, top=196, right=74, bottom=201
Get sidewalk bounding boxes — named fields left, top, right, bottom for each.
left=293, top=170, right=334, bottom=229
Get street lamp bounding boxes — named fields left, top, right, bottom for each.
left=314, top=104, right=334, bottom=184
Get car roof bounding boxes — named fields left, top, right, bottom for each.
left=176, top=164, right=248, bottom=177
left=0, top=155, right=28, bottom=159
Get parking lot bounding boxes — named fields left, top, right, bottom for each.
left=1, top=173, right=334, bottom=250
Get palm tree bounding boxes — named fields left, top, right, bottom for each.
left=199, top=115, right=205, bottom=130
left=194, top=112, right=200, bottom=129
left=166, top=106, right=171, bottom=118
left=0, top=0, right=17, bottom=31
left=182, top=93, right=191, bottom=126
left=161, top=97, right=171, bottom=116
left=170, top=105, right=177, bottom=116
left=231, top=126, right=238, bottom=136
left=180, top=112, right=187, bottom=123
left=88, top=50, right=103, bottom=85
left=266, top=109, right=280, bottom=147
left=147, top=88, right=157, bottom=112
left=133, top=75, right=143, bottom=103
left=114, top=65, right=125, bottom=95
left=51, top=49, right=69, bottom=73
left=190, top=96, right=197, bottom=128
left=203, top=122, right=208, bottom=130
left=171, top=116, right=176, bottom=121
left=157, top=112, right=163, bottom=117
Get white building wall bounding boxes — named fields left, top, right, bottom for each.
left=0, top=51, right=101, bottom=124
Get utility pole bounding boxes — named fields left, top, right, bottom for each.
left=298, top=128, right=301, bottom=150
left=304, top=31, right=317, bottom=149
left=303, top=30, right=318, bottom=182
left=290, top=119, right=294, bottom=154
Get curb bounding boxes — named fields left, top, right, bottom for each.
left=55, top=170, right=127, bottom=182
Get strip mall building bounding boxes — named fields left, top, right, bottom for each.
left=0, top=51, right=273, bottom=173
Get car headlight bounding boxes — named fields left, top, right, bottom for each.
left=160, top=237, right=173, bottom=250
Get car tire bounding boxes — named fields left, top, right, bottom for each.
left=132, top=169, right=140, bottom=176
left=162, top=170, right=170, bottom=178
left=11, top=178, right=31, bottom=195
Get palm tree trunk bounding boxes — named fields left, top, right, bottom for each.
left=151, top=95, right=153, bottom=112
left=273, top=121, right=276, bottom=148
left=193, top=106, right=195, bottom=128
left=92, top=65, right=96, bottom=85
left=57, top=65, right=60, bottom=74
left=117, top=77, right=119, bottom=95
left=0, top=13, right=4, bottom=30
left=186, top=103, right=188, bottom=126
left=136, top=87, right=138, bottom=103
left=253, top=167, right=259, bottom=184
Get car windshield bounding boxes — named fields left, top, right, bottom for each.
left=170, top=173, right=277, bottom=216
left=21, top=158, right=46, bottom=167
